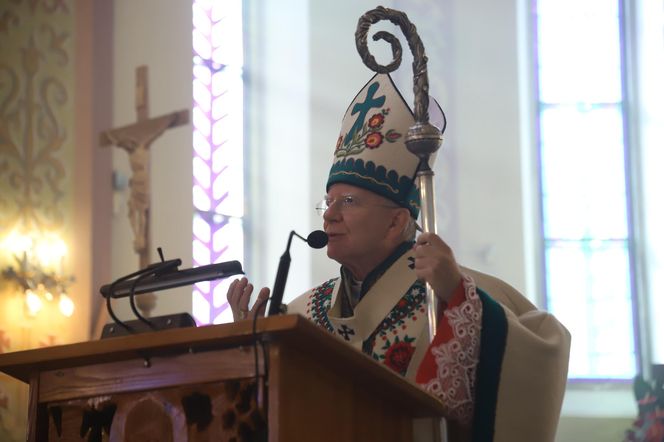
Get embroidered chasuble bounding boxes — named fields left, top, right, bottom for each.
left=287, top=244, right=571, bottom=442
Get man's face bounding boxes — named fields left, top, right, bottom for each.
left=322, top=183, right=402, bottom=278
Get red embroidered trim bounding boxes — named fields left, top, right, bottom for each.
left=417, top=274, right=482, bottom=425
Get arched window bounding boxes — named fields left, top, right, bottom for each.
left=191, top=0, right=244, bottom=325
left=533, top=0, right=664, bottom=380
left=535, top=0, right=638, bottom=380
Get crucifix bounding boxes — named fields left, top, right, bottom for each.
left=100, top=65, right=189, bottom=316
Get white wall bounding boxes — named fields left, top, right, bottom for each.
left=110, top=0, right=193, bottom=319
left=244, top=0, right=313, bottom=301
left=307, top=0, right=404, bottom=290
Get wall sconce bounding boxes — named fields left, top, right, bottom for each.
left=1, top=231, right=75, bottom=317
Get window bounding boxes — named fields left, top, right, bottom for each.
left=637, top=0, right=664, bottom=365
left=535, top=0, right=638, bottom=379
left=191, top=0, right=244, bottom=325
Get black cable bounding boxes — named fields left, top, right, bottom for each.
left=128, top=271, right=157, bottom=329
left=104, top=260, right=181, bottom=334
left=106, top=272, right=149, bottom=334
left=106, top=289, right=132, bottom=333
left=251, top=295, right=272, bottom=410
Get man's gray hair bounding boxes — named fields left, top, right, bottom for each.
left=402, top=216, right=418, bottom=242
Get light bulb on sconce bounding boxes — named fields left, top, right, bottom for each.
left=2, top=230, right=75, bottom=318
left=59, top=293, right=75, bottom=317
left=25, top=288, right=43, bottom=316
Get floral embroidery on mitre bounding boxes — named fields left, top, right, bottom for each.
left=335, top=108, right=402, bottom=156
left=421, top=274, right=482, bottom=425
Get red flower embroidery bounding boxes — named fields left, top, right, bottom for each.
left=365, top=132, right=383, bottom=149
left=367, top=113, right=384, bottom=129
left=384, top=341, right=415, bottom=374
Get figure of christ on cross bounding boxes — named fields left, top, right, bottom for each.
left=100, top=66, right=189, bottom=315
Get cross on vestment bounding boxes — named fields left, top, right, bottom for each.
left=337, top=324, right=356, bottom=341
left=100, top=65, right=189, bottom=316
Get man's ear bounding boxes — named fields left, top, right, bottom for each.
left=387, top=208, right=411, bottom=240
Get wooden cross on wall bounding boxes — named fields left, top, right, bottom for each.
left=100, top=66, right=188, bottom=268
left=100, top=66, right=189, bottom=315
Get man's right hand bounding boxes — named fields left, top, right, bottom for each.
left=226, top=277, right=270, bottom=321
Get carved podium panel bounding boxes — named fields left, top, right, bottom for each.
left=0, top=315, right=445, bottom=441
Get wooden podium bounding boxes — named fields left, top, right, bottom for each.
left=0, top=314, right=445, bottom=441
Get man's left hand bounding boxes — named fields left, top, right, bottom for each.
left=413, top=232, right=462, bottom=303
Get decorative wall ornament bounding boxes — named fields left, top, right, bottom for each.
left=0, top=1, right=75, bottom=441
left=0, top=1, right=73, bottom=233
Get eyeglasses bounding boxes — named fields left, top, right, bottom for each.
left=315, top=194, right=400, bottom=216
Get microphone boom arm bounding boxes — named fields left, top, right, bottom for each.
left=268, top=230, right=328, bottom=316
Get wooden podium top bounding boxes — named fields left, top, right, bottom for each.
left=0, top=314, right=445, bottom=418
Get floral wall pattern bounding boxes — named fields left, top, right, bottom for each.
left=0, top=0, right=75, bottom=440
left=0, top=0, right=73, bottom=232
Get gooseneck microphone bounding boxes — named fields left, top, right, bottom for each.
left=302, top=230, right=328, bottom=249
left=267, top=230, right=328, bottom=316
